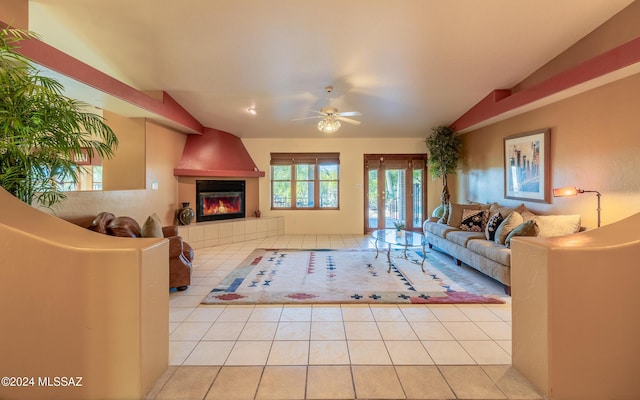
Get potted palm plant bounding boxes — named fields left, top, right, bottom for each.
left=0, top=27, right=118, bottom=208
left=425, top=125, right=462, bottom=208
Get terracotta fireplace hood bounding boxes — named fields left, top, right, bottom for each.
left=174, top=128, right=265, bottom=177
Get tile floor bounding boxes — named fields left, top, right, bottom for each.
left=146, top=234, right=543, bottom=400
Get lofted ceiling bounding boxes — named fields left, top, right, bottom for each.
left=27, top=0, right=634, bottom=138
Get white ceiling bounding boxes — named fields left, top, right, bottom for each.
left=28, top=0, right=634, bottom=138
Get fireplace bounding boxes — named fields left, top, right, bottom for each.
left=196, top=180, right=245, bottom=222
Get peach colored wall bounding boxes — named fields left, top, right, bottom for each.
left=177, top=177, right=259, bottom=220
left=43, top=120, right=187, bottom=227
left=0, top=0, right=28, bottom=28
left=102, top=111, right=146, bottom=191
left=457, top=72, right=640, bottom=229
left=242, top=137, right=428, bottom=234
left=0, top=187, right=168, bottom=400
left=514, top=1, right=640, bottom=92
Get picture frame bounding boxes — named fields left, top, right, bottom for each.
left=72, top=148, right=91, bottom=165
left=504, top=128, right=550, bottom=203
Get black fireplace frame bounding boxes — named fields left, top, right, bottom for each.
left=195, top=180, right=246, bottom=222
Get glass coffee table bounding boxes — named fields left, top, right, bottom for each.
left=371, top=229, right=427, bottom=272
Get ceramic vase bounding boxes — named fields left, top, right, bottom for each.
left=177, top=202, right=195, bottom=225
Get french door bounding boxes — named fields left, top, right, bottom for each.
left=364, top=154, right=427, bottom=233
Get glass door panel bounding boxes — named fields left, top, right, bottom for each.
left=412, top=168, right=423, bottom=229
left=364, top=154, right=426, bottom=233
left=384, top=169, right=406, bottom=228
left=367, top=169, right=379, bottom=230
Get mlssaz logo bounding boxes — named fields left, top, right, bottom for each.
left=38, top=376, right=83, bottom=387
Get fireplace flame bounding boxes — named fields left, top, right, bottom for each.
left=203, top=197, right=240, bottom=215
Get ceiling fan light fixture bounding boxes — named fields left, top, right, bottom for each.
left=318, top=117, right=341, bottom=133
left=291, top=85, right=359, bottom=133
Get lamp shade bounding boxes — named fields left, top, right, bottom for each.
left=553, top=187, right=578, bottom=197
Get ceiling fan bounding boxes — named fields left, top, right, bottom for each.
left=294, top=86, right=362, bottom=133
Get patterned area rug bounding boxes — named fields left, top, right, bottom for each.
left=201, top=249, right=504, bottom=305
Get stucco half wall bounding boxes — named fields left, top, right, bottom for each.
left=0, top=188, right=169, bottom=400
left=511, top=213, right=640, bottom=399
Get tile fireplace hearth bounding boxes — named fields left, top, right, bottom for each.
left=178, top=216, right=284, bottom=250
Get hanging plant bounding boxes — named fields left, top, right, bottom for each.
left=424, top=125, right=462, bottom=207
left=0, top=27, right=118, bottom=208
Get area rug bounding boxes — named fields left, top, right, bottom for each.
left=201, top=248, right=504, bottom=305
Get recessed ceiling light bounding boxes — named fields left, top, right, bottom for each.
left=247, top=107, right=257, bottom=115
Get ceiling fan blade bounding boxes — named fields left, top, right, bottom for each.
left=336, top=116, right=361, bottom=125
left=292, top=116, right=323, bottom=121
left=337, top=111, right=362, bottom=117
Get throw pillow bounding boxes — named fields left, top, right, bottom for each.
left=447, top=203, right=480, bottom=227
left=485, top=212, right=504, bottom=241
left=489, top=204, right=514, bottom=218
left=520, top=207, right=537, bottom=222
left=489, top=203, right=526, bottom=219
left=431, top=204, right=446, bottom=219
left=535, top=214, right=582, bottom=237
left=141, top=213, right=164, bottom=238
left=494, top=211, right=523, bottom=245
left=505, top=219, right=540, bottom=247
left=459, top=209, right=489, bottom=232
left=107, top=216, right=142, bottom=238
left=87, top=211, right=115, bottom=234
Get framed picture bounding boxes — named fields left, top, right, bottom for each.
left=72, top=148, right=91, bottom=165
left=504, top=128, right=550, bottom=203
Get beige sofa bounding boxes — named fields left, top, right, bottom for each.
left=423, top=202, right=581, bottom=294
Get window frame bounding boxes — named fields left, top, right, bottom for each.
left=270, top=152, right=340, bottom=210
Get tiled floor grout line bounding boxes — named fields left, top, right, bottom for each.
left=392, top=365, right=410, bottom=400
left=479, top=365, right=511, bottom=400
left=200, top=367, right=219, bottom=400
left=433, top=365, right=458, bottom=400
left=171, top=320, right=510, bottom=365
left=170, top=320, right=510, bottom=364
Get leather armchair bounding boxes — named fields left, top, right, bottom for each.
left=88, top=212, right=194, bottom=290
left=162, top=226, right=193, bottom=291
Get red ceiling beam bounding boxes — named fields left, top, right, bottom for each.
left=450, top=36, right=640, bottom=132
left=3, top=20, right=204, bottom=134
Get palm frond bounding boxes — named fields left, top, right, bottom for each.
left=0, top=27, right=118, bottom=207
